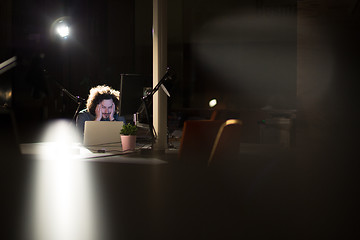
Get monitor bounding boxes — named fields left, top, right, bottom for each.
left=119, top=74, right=152, bottom=122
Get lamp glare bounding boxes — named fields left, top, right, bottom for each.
left=56, top=24, right=70, bottom=38
left=209, top=99, right=217, bottom=108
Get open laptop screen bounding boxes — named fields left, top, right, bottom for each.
left=83, top=121, right=124, bottom=146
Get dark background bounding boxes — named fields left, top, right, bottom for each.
left=1, top=0, right=298, bottom=142
left=1, top=0, right=360, bottom=239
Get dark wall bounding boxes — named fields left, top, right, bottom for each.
left=5, top=1, right=135, bottom=112
left=169, top=0, right=297, bottom=110
left=0, top=0, right=13, bottom=59
left=2, top=0, right=299, bottom=141
left=1, top=0, right=141, bottom=141
left=296, top=1, right=360, bottom=238
left=4, top=0, right=298, bottom=113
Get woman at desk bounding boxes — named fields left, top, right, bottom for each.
left=76, top=85, right=125, bottom=135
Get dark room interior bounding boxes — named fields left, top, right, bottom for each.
left=1, top=0, right=360, bottom=239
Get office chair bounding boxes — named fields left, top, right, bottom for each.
left=178, top=120, right=225, bottom=166
left=208, top=119, right=242, bottom=166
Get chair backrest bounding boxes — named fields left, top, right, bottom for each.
left=179, top=120, right=224, bottom=166
left=1, top=109, right=21, bottom=158
left=208, top=119, right=242, bottom=166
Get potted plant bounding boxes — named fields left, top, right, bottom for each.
left=120, top=123, right=138, bottom=151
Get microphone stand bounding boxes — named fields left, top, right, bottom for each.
left=55, top=81, right=86, bottom=121
left=141, top=68, right=172, bottom=148
left=0, top=56, right=17, bottom=75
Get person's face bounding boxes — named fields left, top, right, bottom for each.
left=100, top=99, right=114, bottom=119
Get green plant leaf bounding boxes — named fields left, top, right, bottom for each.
left=120, top=123, right=138, bottom=135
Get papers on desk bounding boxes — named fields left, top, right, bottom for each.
left=20, top=142, right=167, bottom=165
left=85, top=142, right=128, bottom=154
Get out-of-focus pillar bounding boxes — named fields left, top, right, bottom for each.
left=153, top=0, right=167, bottom=150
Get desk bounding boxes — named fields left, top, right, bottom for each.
left=4, top=142, right=298, bottom=240
left=20, top=142, right=169, bottom=165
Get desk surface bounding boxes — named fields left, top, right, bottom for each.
left=20, top=142, right=170, bottom=165
left=4, top=142, right=298, bottom=240
left=5, top=141, right=358, bottom=239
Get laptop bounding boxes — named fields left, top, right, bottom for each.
left=83, top=121, right=124, bottom=148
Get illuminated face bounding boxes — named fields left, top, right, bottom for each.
left=100, top=99, right=114, bottom=119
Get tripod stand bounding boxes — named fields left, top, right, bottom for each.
left=140, top=68, right=172, bottom=148
left=55, top=81, right=86, bottom=121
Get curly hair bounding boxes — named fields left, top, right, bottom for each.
left=86, top=85, right=120, bottom=115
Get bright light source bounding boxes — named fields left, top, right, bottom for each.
left=56, top=23, right=70, bottom=38
left=24, top=119, right=102, bottom=240
left=38, top=123, right=81, bottom=162
left=42, top=119, right=78, bottom=142
left=51, top=17, right=72, bottom=40
left=209, top=98, right=218, bottom=108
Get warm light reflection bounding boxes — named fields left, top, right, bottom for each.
left=0, top=90, right=12, bottom=101
left=24, top=119, right=102, bottom=240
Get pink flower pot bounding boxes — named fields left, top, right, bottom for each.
left=121, top=135, right=136, bottom=151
